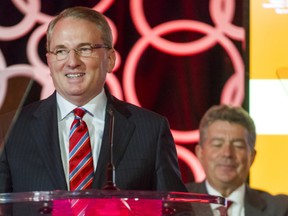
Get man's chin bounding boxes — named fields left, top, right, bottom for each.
left=216, top=172, right=237, bottom=183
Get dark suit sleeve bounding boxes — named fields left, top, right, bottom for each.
left=270, top=194, right=288, bottom=216
left=0, top=112, right=13, bottom=192
left=154, top=118, right=187, bottom=192
left=0, top=147, right=12, bottom=192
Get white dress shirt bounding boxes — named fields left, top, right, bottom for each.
left=206, top=181, right=245, bottom=216
left=56, top=90, right=107, bottom=189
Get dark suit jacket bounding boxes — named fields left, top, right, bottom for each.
left=0, top=91, right=186, bottom=193
left=186, top=181, right=288, bottom=216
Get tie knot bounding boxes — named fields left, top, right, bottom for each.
left=227, top=200, right=233, bottom=208
left=73, top=107, right=86, bottom=119
left=216, top=200, right=233, bottom=216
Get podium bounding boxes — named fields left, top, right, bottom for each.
left=0, top=190, right=226, bottom=215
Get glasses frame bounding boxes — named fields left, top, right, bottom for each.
left=48, top=44, right=111, bottom=61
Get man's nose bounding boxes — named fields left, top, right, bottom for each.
left=66, top=50, right=82, bottom=66
left=221, top=143, right=234, bottom=156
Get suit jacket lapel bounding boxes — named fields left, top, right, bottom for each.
left=186, top=182, right=217, bottom=216
left=92, top=94, right=135, bottom=189
left=245, top=185, right=266, bottom=215
left=92, top=108, right=111, bottom=188
left=30, top=93, right=67, bottom=190
left=196, top=182, right=208, bottom=194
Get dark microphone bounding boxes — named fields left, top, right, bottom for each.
left=102, top=107, right=119, bottom=190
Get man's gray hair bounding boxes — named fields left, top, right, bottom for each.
left=46, top=6, right=113, bottom=51
left=199, top=104, right=256, bottom=150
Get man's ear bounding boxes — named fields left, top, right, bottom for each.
left=46, top=53, right=52, bottom=76
left=250, top=149, right=257, bottom=167
left=107, top=49, right=116, bottom=73
left=195, top=144, right=203, bottom=161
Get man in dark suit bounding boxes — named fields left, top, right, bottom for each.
left=0, top=6, right=186, bottom=193
left=186, top=105, right=288, bottom=216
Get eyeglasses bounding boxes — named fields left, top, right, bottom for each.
left=48, top=44, right=111, bottom=61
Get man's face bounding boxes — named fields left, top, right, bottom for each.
left=46, top=17, right=115, bottom=106
left=196, top=120, right=256, bottom=192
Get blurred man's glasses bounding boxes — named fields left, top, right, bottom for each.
left=48, top=44, right=111, bottom=61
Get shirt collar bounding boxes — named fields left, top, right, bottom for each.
left=56, top=89, right=107, bottom=120
left=226, top=183, right=245, bottom=206
left=205, top=180, right=245, bottom=207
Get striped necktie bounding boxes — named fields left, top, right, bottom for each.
left=69, top=107, right=94, bottom=190
left=216, top=200, right=233, bottom=216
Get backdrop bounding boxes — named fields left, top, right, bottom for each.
left=0, top=0, right=244, bottom=184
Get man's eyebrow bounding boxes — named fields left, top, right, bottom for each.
left=231, top=138, right=245, bottom=142
left=52, top=45, right=67, bottom=49
left=52, top=43, right=92, bottom=49
left=210, top=137, right=224, bottom=141
left=76, top=43, right=93, bottom=47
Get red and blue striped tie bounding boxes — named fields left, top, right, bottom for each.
left=217, top=200, right=233, bottom=216
left=69, top=107, right=94, bottom=190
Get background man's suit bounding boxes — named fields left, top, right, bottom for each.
left=186, top=181, right=288, bottom=216
left=0, top=91, right=186, bottom=192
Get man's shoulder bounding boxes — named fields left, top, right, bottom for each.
left=245, top=186, right=288, bottom=214
left=185, top=181, right=206, bottom=193
left=110, top=95, right=166, bottom=120
left=22, top=93, right=55, bottom=112
left=246, top=186, right=288, bottom=201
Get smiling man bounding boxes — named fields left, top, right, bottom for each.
left=0, top=6, right=186, bottom=193
left=186, top=105, right=288, bottom=216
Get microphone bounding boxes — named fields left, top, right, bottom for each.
left=102, top=107, right=119, bottom=190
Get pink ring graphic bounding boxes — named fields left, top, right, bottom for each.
left=210, top=0, right=244, bottom=41
left=176, top=145, right=205, bottom=182
left=92, top=0, right=115, bottom=13
left=12, top=0, right=51, bottom=23
left=130, top=1, right=217, bottom=55
left=123, top=20, right=244, bottom=143
left=0, top=50, right=7, bottom=69
left=0, top=0, right=39, bottom=40
left=0, top=65, right=35, bottom=107
left=27, top=23, right=49, bottom=69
